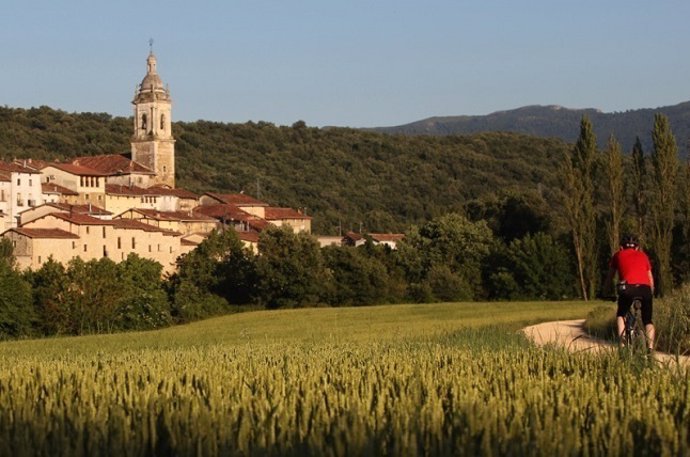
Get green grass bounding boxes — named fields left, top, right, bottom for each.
left=0, top=300, right=595, bottom=357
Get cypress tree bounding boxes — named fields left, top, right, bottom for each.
left=562, top=116, right=598, bottom=299
left=649, top=113, right=679, bottom=295
left=630, top=137, right=647, bottom=244
left=604, top=134, right=624, bottom=255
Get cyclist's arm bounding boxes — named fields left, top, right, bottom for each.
left=602, top=266, right=616, bottom=297
left=648, top=269, right=655, bottom=294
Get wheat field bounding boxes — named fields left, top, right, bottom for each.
left=0, top=301, right=687, bottom=456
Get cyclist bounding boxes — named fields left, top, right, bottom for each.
left=603, top=234, right=655, bottom=351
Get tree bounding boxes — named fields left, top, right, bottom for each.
left=166, top=230, right=242, bottom=321
left=28, top=258, right=70, bottom=335
left=398, top=213, right=494, bottom=300
left=649, top=113, right=679, bottom=295
left=630, top=136, right=648, bottom=243
left=255, top=226, right=328, bottom=308
left=603, top=134, right=624, bottom=255
left=562, top=116, right=598, bottom=299
left=322, top=245, right=390, bottom=306
left=0, top=259, right=34, bottom=338
left=115, top=254, right=171, bottom=330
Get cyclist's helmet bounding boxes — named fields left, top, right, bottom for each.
left=620, top=234, right=639, bottom=249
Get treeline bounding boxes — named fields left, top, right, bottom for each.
left=0, top=210, right=576, bottom=339
left=0, top=105, right=568, bottom=234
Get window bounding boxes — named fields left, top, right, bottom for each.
left=141, top=113, right=147, bottom=130
left=103, top=246, right=107, bottom=257
left=38, top=256, right=41, bottom=264
left=157, top=244, right=161, bottom=252
left=0, top=190, right=4, bottom=202
left=29, top=179, right=32, bottom=186
left=117, top=237, right=121, bottom=249
left=16, top=178, right=20, bottom=186
left=102, top=227, right=106, bottom=238
left=16, top=193, right=23, bottom=207
left=148, top=245, right=152, bottom=253
left=160, top=114, right=165, bottom=130
left=132, top=237, right=136, bottom=249
left=72, top=241, right=76, bottom=249
left=83, top=244, right=88, bottom=252
left=86, top=227, right=90, bottom=235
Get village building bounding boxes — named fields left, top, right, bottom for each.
left=0, top=161, right=44, bottom=230
left=0, top=51, right=317, bottom=272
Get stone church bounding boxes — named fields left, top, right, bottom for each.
left=0, top=51, right=312, bottom=272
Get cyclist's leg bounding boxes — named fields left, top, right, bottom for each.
left=616, top=292, right=632, bottom=346
left=638, top=286, right=654, bottom=350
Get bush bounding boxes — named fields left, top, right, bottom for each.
left=654, top=283, right=690, bottom=355
left=583, top=305, right=617, bottom=341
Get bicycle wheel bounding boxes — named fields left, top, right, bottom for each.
left=626, top=299, right=646, bottom=351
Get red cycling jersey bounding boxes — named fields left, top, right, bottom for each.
left=609, top=248, right=652, bottom=286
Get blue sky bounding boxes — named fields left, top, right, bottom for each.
left=1, top=0, right=688, bottom=127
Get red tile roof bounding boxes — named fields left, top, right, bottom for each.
left=110, top=219, right=181, bottom=236
left=148, top=185, right=199, bottom=199
left=194, top=204, right=255, bottom=220
left=48, top=212, right=113, bottom=225
left=264, top=207, right=311, bottom=220
left=42, top=182, right=79, bottom=196
left=204, top=192, right=268, bottom=206
left=10, top=227, right=80, bottom=239
left=0, top=161, right=41, bottom=174
left=123, top=208, right=216, bottom=222
left=71, top=154, right=154, bottom=175
left=370, top=233, right=405, bottom=242
left=42, top=162, right=108, bottom=177
left=236, top=231, right=260, bottom=243
left=45, top=202, right=112, bottom=216
left=106, top=184, right=153, bottom=196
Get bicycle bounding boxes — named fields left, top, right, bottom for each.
left=622, top=297, right=647, bottom=351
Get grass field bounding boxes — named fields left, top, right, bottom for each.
left=1, top=301, right=689, bottom=456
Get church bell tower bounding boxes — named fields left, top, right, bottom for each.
left=131, top=50, right=175, bottom=187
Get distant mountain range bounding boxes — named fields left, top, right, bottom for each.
left=370, top=102, right=690, bottom=153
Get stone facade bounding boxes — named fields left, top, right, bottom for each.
left=131, top=53, right=175, bottom=188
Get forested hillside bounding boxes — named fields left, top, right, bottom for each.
left=372, top=102, right=690, bottom=154
left=0, top=106, right=569, bottom=234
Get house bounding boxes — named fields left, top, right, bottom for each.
left=115, top=208, right=219, bottom=235
left=200, top=192, right=268, bottom=218
left=264, top=207, right=312, bottom=234
left=0, top=161, right=44, bottom=230
left=18, top=202, right=112, bottom=225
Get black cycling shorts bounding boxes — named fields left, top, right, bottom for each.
left=616, top=284, right=653, bottom=325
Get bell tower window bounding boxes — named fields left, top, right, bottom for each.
left=141, top=113, right=147, bottom=130
left=160, top=114, right=165, bottom=130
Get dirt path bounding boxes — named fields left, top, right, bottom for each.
left=522, top=319, right=690, bottom=367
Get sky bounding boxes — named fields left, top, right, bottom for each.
left=1, top=0, right=688, bottom=128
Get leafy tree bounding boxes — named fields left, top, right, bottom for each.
left=28, top=258, right=69, bottom=335
left=255, top=226, right=328, bottom=308
left=322, top=245, right=390, bottom=306
left=0, top=259, right=34, bottom=338
left=115, top=254, right=171, bottom=330
left=166, top=230, right=241, bottom=321
left=504, top=233, right=574, bottom=300
left=562, top=116, right=598, bottom=299
left=398, top=213, right=494, bottom=299
left=649, top=113, right=679, bottom=295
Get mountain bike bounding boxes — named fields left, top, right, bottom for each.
left=622, top=297, right=647, bottom=351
